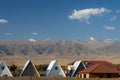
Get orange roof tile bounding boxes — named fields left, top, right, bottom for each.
left=115, top=66, right=120, bottom=72
left=80, top=64, right=119, bottom=74
left=82, top=60, right=112, bottom=65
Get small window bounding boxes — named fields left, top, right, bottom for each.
left=3, top=74, right=8, bottom=77
left=107, top=74, right=111, bottom=78
left=55, top=66, right=58, bottom=70
left=84, top=74, right=86, bottom=78
left=1, top=66, right=5, bottom=70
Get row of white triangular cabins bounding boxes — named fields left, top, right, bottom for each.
left=44, top=60, right=66, bottom=77
left=0, top=60, right=66, bottom=77
left=19, top=60, right=66, bottom=77
left=0, top=61, right=13, bottom=77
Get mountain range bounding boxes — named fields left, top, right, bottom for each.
left=0, top=39, right=119, bottom=65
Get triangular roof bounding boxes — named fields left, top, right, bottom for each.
left=69, top=60, right=86, bottom=76
left=19, top=60, right=40, bottom=76
left=44, top=60, right=66, bottom=77
left=80, top=64, right=119, bottom=74
left=0, top=61, right=13, bottom=77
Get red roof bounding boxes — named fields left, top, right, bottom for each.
left=82, top=60, right=112, bottom=65
left=80, top=64, right=119, bottom=74
left=68, top=60, right=112, bottom=66
left=115, top=66, right=120, bottom=71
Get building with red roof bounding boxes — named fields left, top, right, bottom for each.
left=67, top=60, right=112, bottom=72
left=79, top=63, right=119, bottom=78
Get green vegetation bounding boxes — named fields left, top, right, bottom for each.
left=35, top=64, right=48, bottom=76
left=9, top=64, right=20, bottom=76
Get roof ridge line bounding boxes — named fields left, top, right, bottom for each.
left=91, top=64, right=101, bottom=73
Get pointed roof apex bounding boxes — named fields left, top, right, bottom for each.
left=44, top=60, right=66, bottom=77
left=70, top=60, right=84, bottom=76
left=19, top=60, right=40, bottom=77
left=47, top=60, right=57, bottom=70
left=24, top=60, right=31, bottom=66
left=0, top=60, right=13, bottom=77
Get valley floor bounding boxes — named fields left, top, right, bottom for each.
left=0, top=54, right=120, bottom=66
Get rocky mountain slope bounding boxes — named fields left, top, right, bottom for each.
left=0, top=39, right=119, bottom=65
left=0, top=40, right=95, bottom=56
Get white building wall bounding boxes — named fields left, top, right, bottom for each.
left=0, top=61, right=13, bottom=77
left=46, top=60, right=66, bottom=77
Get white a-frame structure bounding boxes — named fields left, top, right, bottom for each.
left=0, top=61, right=13, bottom=77
left=44, top=60, right=66, bottom=77
left=19, top=60, right=40, bottom=77
left=69, top=60, right=86, bottom=77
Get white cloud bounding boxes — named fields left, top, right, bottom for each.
left=29, top=38, right=36, bottom=42
left=5, top=32, right=13, bottom=36
left=104, top=26, right=115, bottom=31
left=110, top=16, right=116, bottom=21
left=68, top=7, right=111, bottom=23
left=90, top=37, right=95, bottom=41
left=46, top=38, right=51, bottom=41
left=0, top=19, right=8, bottom=24
left=106, top=38, right=112, bottom=40
left=32, top=32, right=38, bottom=35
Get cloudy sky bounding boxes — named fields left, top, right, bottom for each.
left=0, top=0, right=120, bottom=41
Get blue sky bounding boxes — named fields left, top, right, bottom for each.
left=0, top=0, right=120, bottom=41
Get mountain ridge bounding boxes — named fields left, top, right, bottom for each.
left=0, top=40, right=119, bottom=65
